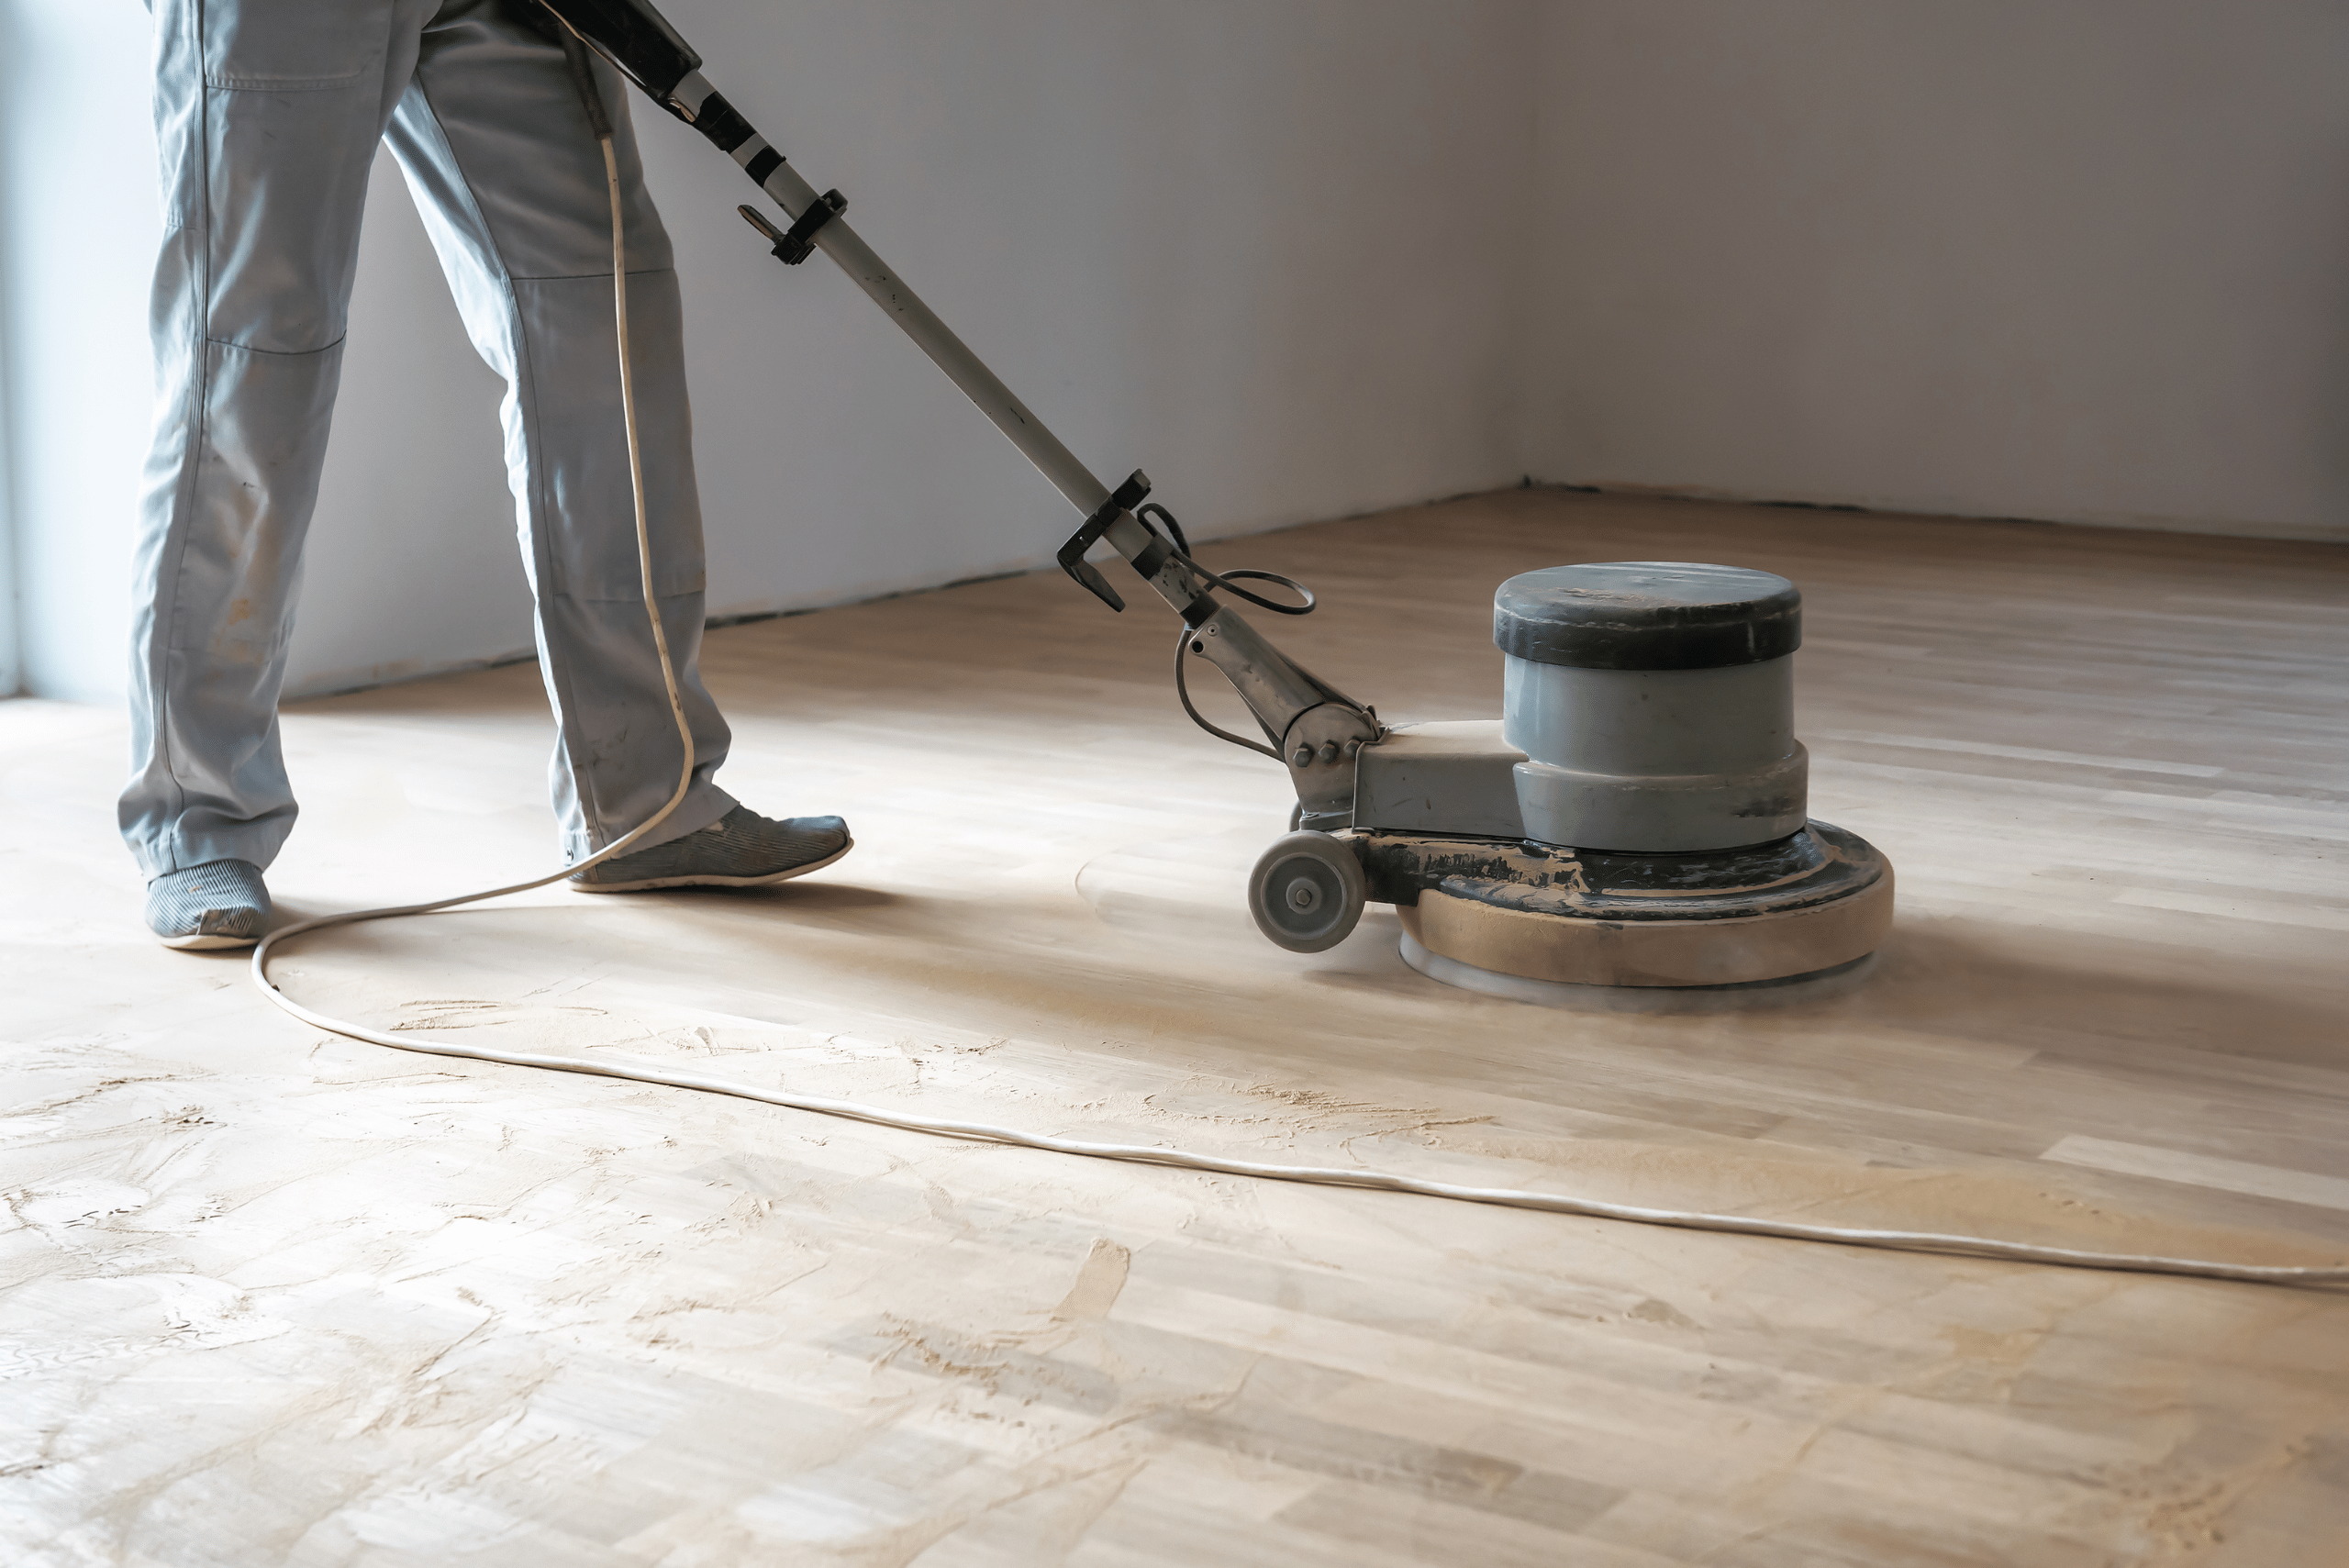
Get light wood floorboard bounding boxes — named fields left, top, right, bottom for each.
left=3, top=489, right=2345, bottom=1563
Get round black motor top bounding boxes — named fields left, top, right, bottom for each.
left=1493, top=561, right=1801, bottom=671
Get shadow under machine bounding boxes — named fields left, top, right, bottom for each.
left=540, top=0, right=1896, bottom=995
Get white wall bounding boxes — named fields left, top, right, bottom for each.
left=643, top=1, right=1538, bottom=633
left=0, top=0, right=1539, bottom=702
left=0, top=293, right=16, bottom=697
left=0, top=0, right=160, bottom=702
left=1525, top=0, right=2349, bottom=539
left=6, top=0, right=2346, bottom=704
left=0, top=17, right=15, bottom=703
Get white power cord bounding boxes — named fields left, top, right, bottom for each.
left=250, top=122, right=2347, bottom=1293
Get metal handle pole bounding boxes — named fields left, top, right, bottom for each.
left=794, top=190, right=1109, bottom=517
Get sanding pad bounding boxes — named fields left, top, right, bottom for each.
left=1362, top=820, right=1893, bottom=989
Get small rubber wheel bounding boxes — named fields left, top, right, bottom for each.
left=1248, top=831, right=1367, bottom=953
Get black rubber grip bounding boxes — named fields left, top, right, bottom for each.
left=692, top=90, right=754, bottom=153
left=533, top=0, right=702, bottom=102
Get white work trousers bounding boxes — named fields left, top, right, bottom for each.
left=122, top=0, right=738, bottom=877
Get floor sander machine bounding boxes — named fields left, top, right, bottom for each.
left=255, top=2, right=2339, bottom=1285
left=538, top=0, right=1894, bottom=997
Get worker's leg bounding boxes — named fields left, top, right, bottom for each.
left=384, top=1, right=736, bottom=862
left=122, top=0, right=433, bottom=876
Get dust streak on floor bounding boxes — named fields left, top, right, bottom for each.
left=5, top=490, right=2347, bottom=1565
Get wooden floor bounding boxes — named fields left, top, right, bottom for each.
left=5, top=489, right=2347, bottom=1565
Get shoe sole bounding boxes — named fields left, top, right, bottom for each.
left=568, top=837, right=854, bottom=895
left=159, top=930, right=262, bottom=951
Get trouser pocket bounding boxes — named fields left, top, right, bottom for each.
left=202, top=0, right=392, bottom=90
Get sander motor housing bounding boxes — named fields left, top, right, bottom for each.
left=1247, top=562, right=1895, bottom=992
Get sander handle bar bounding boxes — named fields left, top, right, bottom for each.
left=533, top=0, right=1377, bottom=809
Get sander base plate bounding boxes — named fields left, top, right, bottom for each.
left=1371, top=820, right=1893, bottom=990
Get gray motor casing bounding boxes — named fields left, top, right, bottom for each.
left=1496, top=562, right=1807, bottom=852
left=1504, top=658, right=1806, bottom=851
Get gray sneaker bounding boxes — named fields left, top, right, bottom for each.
left=570, top=806, right=852, bottom=894
left=147, top=859, right=271, bottom=950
